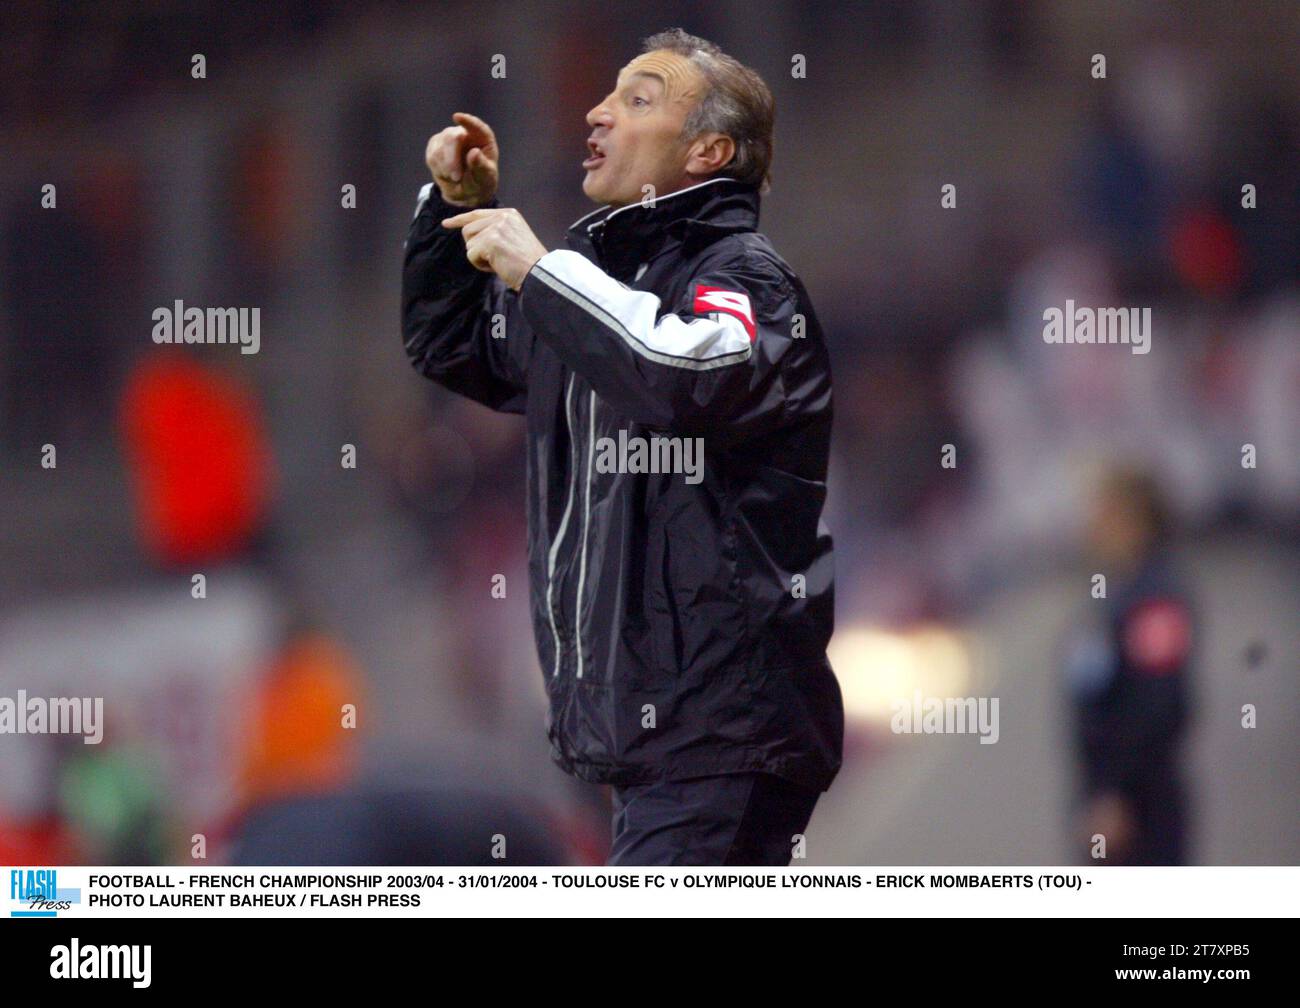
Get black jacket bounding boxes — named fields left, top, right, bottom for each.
left=1064, top=555, right=1194, bottom=794
left=402, top=175, right=843, bottom=791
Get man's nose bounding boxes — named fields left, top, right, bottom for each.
left=586, top=98, right=614, bottom=130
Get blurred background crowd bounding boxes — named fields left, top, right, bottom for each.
left=1, top=0, right=1296, bottom=866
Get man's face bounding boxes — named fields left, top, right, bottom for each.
left=582, top=50, right=706, bottom=207
left=1087, top=487, right=1151, bottom=570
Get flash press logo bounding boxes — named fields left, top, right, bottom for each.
left=50, top=939, right=151, bottom=988
left=10, top=869, right=80, bottom=917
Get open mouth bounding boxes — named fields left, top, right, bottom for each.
left=583, top=139, right=606, bottom=170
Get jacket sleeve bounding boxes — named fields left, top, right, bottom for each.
left=1080, top=673, right=1189, bottom=792
left=401, top=182, right=532, bottom=414
left=519, top=247, right=818, bottom=441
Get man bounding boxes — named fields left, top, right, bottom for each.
left=1063, top=465, right=1195, bottom=865
left=402, top=28, right=843, bottom=865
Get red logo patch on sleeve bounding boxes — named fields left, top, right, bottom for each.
left=1123, top=598, right=1192, bottom=676
left=693, top=285, right=756, bottom=341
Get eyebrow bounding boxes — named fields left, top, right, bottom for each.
left=618, top=71, right=664, bottom=92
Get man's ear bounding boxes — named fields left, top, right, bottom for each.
left=685, top=132, right=736, bottom=176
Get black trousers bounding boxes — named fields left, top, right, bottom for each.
left=1074, top=773, right=1190, bottom=866
left=607, top=771, right=822, bottom=866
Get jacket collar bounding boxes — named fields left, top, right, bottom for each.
left=565, top=176, right=760, bottom=279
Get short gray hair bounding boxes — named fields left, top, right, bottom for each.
left=640, top=28, right=775, bottom=192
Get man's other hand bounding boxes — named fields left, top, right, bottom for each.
left=441, top=207, right=547, bottom=292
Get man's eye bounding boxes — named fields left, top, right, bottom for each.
left=632, top=96, right=648, bottom=107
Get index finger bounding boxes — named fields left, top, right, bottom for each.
left=452, top=112, right=496, bottom=147
left=441, top=208, right=498, bottom=228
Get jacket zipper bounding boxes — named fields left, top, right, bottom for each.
left=545, top=371, right=578, bottom=677
left=574, top=387, right=596, bottom=679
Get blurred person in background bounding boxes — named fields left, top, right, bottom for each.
left=0, top=731, right=86, bottom=865
left=56, top=734, right=175, bottom=865
left=1063, top=465, right=1196, bottom=865
left=223, top=609, right=365, bottom=863
left=225, top=607, right=571, bottom=865
left=402, top=28, right=842, bottom=865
